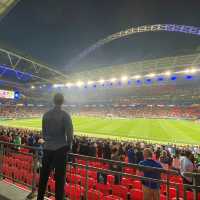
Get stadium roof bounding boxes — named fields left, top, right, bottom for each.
left=0, top=0, right=19, bottom=20
left=56, top=52, right=200, bottom=84
left=0, top=46, right=200, bottom=90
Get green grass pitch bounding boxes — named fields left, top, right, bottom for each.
left=0, top=116, right=200, bottom=145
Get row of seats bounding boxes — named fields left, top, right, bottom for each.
left=1, top=156, right=199, bottom=200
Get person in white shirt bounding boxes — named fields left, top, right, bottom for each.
left=180, top=150, right=195, bottom=184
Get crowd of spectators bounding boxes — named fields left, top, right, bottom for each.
left=0, top=105, right=46, bottom=118
left=0, top=126, right=200, bottom=176
left=72, top=105, right=200, bottom=119
left=0, top=104, right=200, bottom=119
left=1, top=125, right=200, bottom=198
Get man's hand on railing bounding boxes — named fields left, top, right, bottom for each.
left=38, top=138, right=45, bottom=144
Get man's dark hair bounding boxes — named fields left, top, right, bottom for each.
left=53, top=93, right=64, bottom=106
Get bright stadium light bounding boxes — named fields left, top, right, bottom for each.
left=146, top=73, right=156, bottom=77
left=53, top=84, right=58, bottom=88
left=110, top=78, right=117, bottom=82
left=164, top=71, right=171, bottom=76
left=190, top=68, right=197, bottom=74
left=99, top=79, right=105, bottom=84
left=31, top=85, right=35, bottom=89
left=76, top=81, right=84, bottom=87
left=87, top=80, right=94, bottom=85
left=121, top=76, right=128, bottom=81
left=65, top=82, right=72, bottom=87
left=183, top=69, right=190, bottom=74
left=132, top=75, right=141, bottom=79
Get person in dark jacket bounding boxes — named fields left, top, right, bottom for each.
left=37, top=93, right=73, bottom=200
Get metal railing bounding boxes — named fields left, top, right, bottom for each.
left=0, top=141, right=200, bottom=200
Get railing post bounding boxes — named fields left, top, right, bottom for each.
left=0, top=142, right=4, bottom=179
left=26, top=150, right=37, bottom=199
left=166, top=172, right=170, bottom=200
left=183, top=185, right=187, bottom=200
left=193, top=174, right=198, bottom=200
left=85, top=160, right=89, bottom=200
left=175, top=183, right=179, bottom=200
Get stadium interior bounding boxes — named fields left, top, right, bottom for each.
left=0, top=1, right=200, bottom=200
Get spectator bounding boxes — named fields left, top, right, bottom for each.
left=159, top=150, right=171, bottom=170
left=180, top=150, right=195, bottom=185
left=139, top=148, right=163, bottom=200
left=110, top=147, right=122, bottom=184
left=172, top=151, right=181, bottom=172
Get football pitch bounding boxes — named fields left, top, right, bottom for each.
left=0, top=116, right=200, bottom=145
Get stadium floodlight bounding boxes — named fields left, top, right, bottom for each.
left=53, top=84, right=58, bottom=88
left=121, top=76, right=128, bottom=82
left=99, top=79, right=105, bottom=84
left=31, top=85, right=35, bottom=89
left=132, top=75, right=141, bottom=79
left=87, top=80, right=94, bottom=85
left=110, top=78, right=117, bottom=82
left=164, top=71, right=171, bottom=76
left=76, top=81, right=84, bottom=87
left=190, top=68, right=197, bottom=74
left=146, top=73, right=156, bottom=77
left=183, top=69, right=190, bottom=74
left=65, top=82, right=72, bottom=87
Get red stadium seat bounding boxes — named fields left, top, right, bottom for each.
left=107, top=175, right=115, bottom=185
left=80, top=176, right=96, bottom=189
left=133, top=180, right=142, bottom=190
left=130, top=189, right=143, bottom=200
left=66, top=173, right=81, bottom=184
left=121, top=177, right=134, bottom=189
left=88, top=189, right=104, bottom=200
left=104, top=195, right=123, bottom=200
left=160, top=194, right=166, bottom=200
left=111, top=184, right=128, bottom=199
left=88, top=170, right=97, bottom=179
left=65, top=184, right=84, bottom=200
left=169, top=188, right=177, bottom=199
left=95, top=183, right=111, bottom=195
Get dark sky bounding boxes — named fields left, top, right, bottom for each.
left=0, top=0, right=200, bottom=74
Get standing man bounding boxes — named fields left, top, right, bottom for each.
left=139, top=148, right=162, bottom=200
left=37, top=93, right=73, bottom=200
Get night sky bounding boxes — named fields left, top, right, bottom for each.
left=0, top=0, right=200, bottom=74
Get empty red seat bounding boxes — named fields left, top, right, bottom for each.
left=133, top=180, right=142, bottom=190
left=88, top=170, right=97, bottom=179
left=160, top=194, right=166, bottom=200
left=95, top=183, right=111, bottom=195
left=88, top=189, right=104, bottom=200
left=130, top=189, right=143, bottom=200
left=66, top=173, right=81, bottom=184
left=169, top=188, right=176, bottom=199
left=111, top=185, right=128, bottom=199
left=104, top=195, right=123, bottom=200
left=121, top=177, right=134, bottom=188
left=80, top=176, right=96, bottom=188
left=65, top=184, right=84, bottom=200
left=107, top=175, right=115, bottom=185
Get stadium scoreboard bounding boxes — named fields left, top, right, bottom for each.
left=0, top=89, right=20, bottom=100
